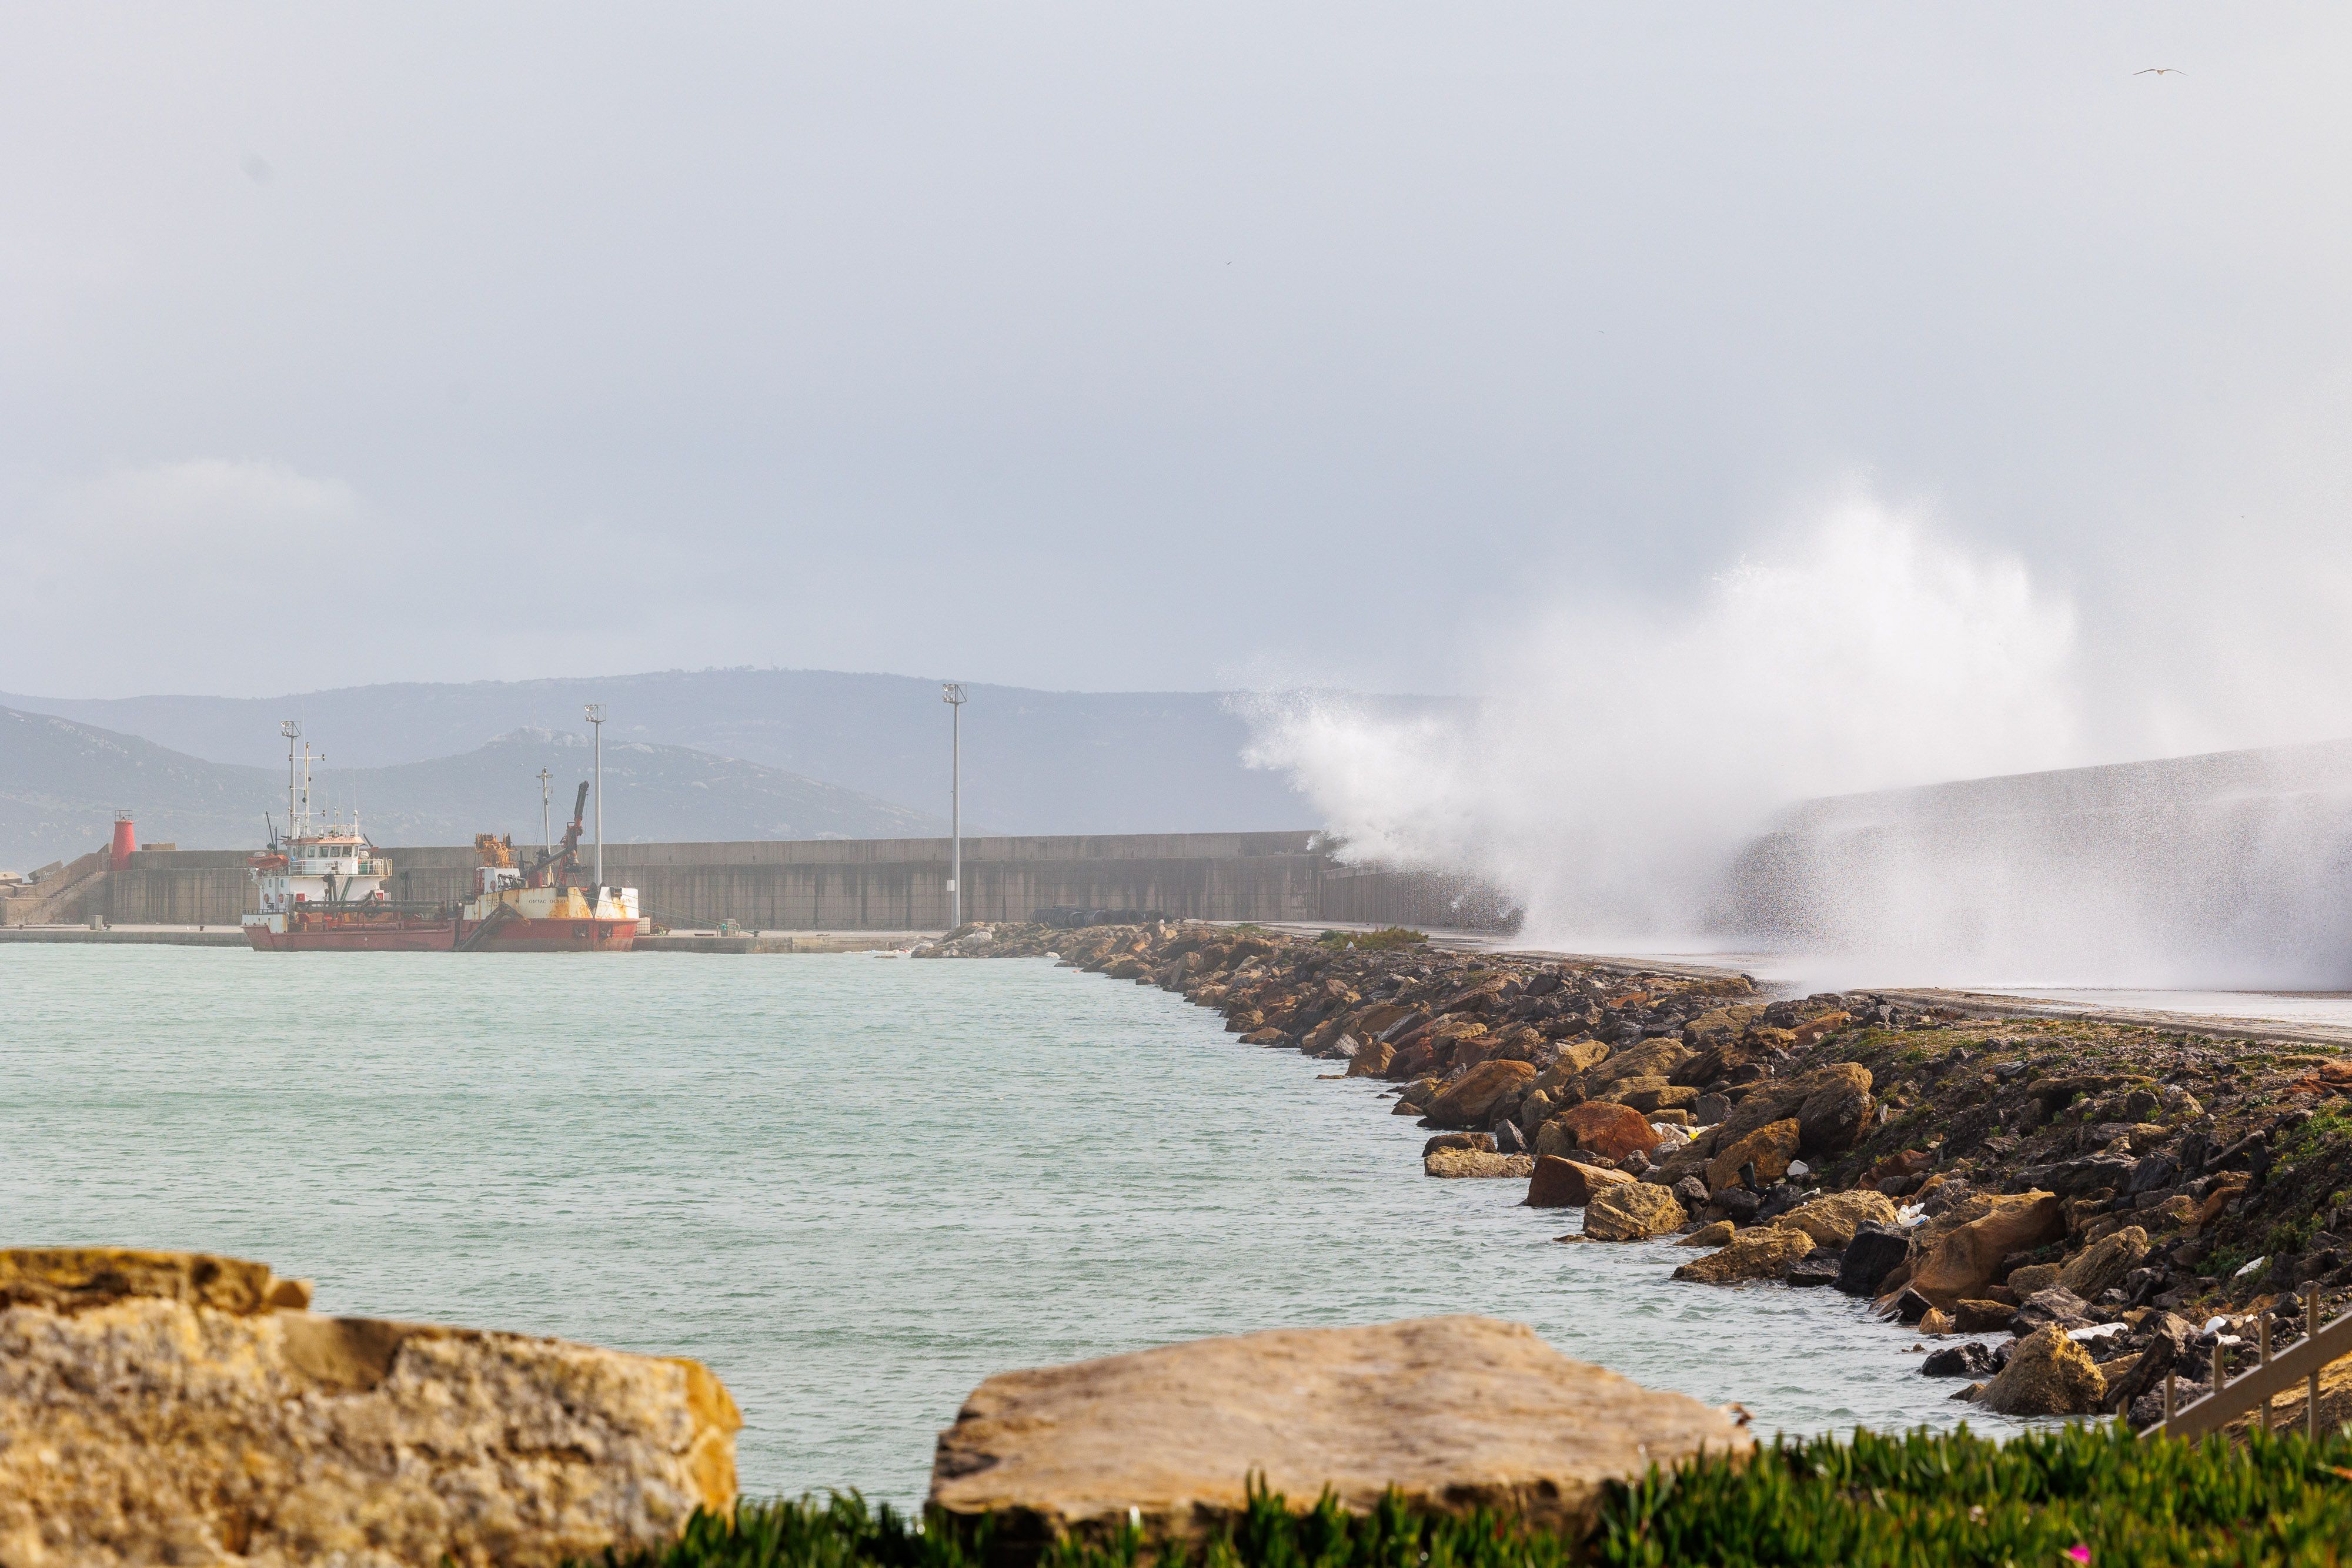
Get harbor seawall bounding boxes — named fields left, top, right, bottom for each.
left=99, top=832, right=1515, bottom=932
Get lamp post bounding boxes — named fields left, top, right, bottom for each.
left=583, top=704, right=606, bottom=889
left=941, top=683, right=966, bottom=930
left=537, top=768, right=553, bottom=857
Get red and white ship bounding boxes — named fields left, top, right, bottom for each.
left=242, top=726, right=638, bottom=953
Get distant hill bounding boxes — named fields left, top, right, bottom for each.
left=0, top=669, right=1443, bottom=835
left=0, top=707, right=951, bottom=870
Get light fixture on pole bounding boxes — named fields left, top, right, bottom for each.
left=537, top=767, right=553, bottom=857
left=583, top=704, right=607, bottom=890
left=941, top=683, right=966, bottom=930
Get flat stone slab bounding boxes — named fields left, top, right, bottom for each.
left=931, top=1315, right=1751, bottom=1555
left=0, top=1248, right=740, bottom=1568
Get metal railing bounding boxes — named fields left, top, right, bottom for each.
left=2145, top=1294, right=2352, bottom=1442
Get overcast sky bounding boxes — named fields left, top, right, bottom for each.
left=6, top=5, right=2351, bottom=747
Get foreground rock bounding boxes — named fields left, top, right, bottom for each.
left=0, top=1247, right=740, bottom=1568
left=930, top=1316, right=1750, bottom=1556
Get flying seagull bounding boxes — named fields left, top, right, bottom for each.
left=2134, top=67, right=2186, bottom=75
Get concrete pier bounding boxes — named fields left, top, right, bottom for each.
left=93, top=831, right=1514, bottom=934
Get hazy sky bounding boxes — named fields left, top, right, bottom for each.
left=6, top=5, right=2351, bottom=742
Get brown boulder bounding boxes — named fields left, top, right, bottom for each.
left=1770, top=1191, right=1899, bottom=1251
left=930, top=1316, right=1752, bottom=1554
left=1794, top=1063, right=1873, bottom=1154
left=1975, top=1325, right=2106, bottom=1416
left=0, top=1248, right=739, bottom=1568
left=1525, top=1156, right=1634, bottom=1209
left=2057, top=1226, right=2150, bottom=1301
left=1672, top=1228, right=1813, bottom=1285
left=1583, top=1037, right=1689, bottom=1089
left=1344, top=1040, right=1395, bottom=1077
left=1582, top=1183, right=1686, bottom=1242
left=1425, top=1149, right=1536, bottom=1178
left=1616, top=1084, right=1699, bottom=1115
left=2006, top=1262, right=2062, bottom=1297
left=1905, top=1192, right=2064, bottom=1311
left=1866, top=1148, right=1935, bottom=1186
left=1953, top=1300, right=2013, bottom=1335
left=1421, top=1059, right=1539, bottom=1129
left=1546, top=1102, right=1664, bottom=1164
left=1790, top=1010, right=1850, bottom=1047
left=1705, top=1119, right=1800, bottom=1194
left=1678, top=1221, right=1736, bottom=1247
left=1548, top=1038, right=1612, bottom=1076
left=1712, top=1064, right=1871, bottom=1151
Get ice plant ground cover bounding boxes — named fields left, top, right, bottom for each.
left=599, top=1423, right=2352, bottom=1568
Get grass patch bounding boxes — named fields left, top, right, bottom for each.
left=594, top=1425, right=2352, bottom=1568
left=1599, top=1422, right=2352, bottom=1566
left=2281, top=1101, right=2352, bottom=1166
left=1317, top=928, right=1429, bottom=951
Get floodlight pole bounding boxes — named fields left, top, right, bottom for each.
left=538, top=768, right=553, bottom=856
left=584, top=704, right=607, bottom=889
left=942, top=683, right=966, bottom=930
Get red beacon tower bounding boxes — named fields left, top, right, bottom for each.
left=108, top=812, right=137, bottom=871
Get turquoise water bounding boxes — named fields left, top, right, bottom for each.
left=1, top=947, right=2017, bottom=1502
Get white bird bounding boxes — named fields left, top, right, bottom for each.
left=2135, top=67, right=2186, bottom=76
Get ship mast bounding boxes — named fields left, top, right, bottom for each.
left=279, top=719, right=323, bottom=842
left=280, top=721, right=301, bottom=848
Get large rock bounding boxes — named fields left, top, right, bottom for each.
left=1770, top=1190, right=1899, bottom=1250
left=1975, top=1325, right=2106, bottom=1416
left=2057, top=1226, right=2150, bottom=1301
left=1670, top=1228, right=1813, bottom=1285
left=929, top=1316, right=1750, bottom=1556
left=1582, top=1183, right=1686, bottom=1242
left=1705, top=1119, right=1800, bottom=1194
left=1905, top=1192, right=2064, bottom=1311
left=1616, top=1084, right=1698, bottom=1115
left=0, top=1248, right=739, bottom=1568
left=1582, top=1037, right=1688, bottom=1090
left=1424, top=1149, right=1536, bottom=1178
left=1421, top=1060, right=1539, bottom=1129
left=1548, top=1102, right=1663, bottom=1165
left=1834, top=1225, right=1912, bottom=1298
left=1794, top=1064, right=1874, bottom=1154
left=1525, top=1156, right=1633, bottom=1209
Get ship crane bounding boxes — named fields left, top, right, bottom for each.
left=525, top=781, right=593, bottom=888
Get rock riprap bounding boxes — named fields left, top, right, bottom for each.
left=930, top=1316, right=1750, bottom=1557
left=0, top=1247, right=740, bottom=1568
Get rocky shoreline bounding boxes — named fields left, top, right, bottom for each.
left=925, top=920, right=2352, bottom=1430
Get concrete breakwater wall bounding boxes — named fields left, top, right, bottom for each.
left=100, top=831, right=1515, bottom=932
left=1726, top=735, right=2352, bottom=985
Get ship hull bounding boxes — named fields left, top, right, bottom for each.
left=470, top=917, right=637, bottom=952
left=243, top=914, right=634, bottom=953
left=244, top=917, right=457, bottom=952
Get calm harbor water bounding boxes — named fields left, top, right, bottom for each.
left=1, top=946, right=2023, bottom=1501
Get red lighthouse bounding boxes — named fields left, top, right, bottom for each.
left=109, top=812, right=138, bottom=871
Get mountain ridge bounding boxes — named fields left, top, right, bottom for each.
left=0, top=668, right=1444, bottom=835
left=0, top=707, right=954, bottom=870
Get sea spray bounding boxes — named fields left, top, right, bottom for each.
left=1241, top=493, right=2081, bottom=953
